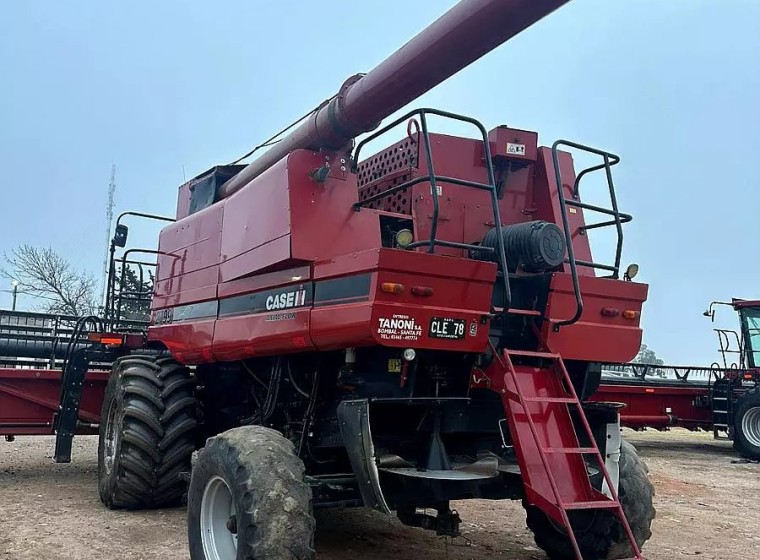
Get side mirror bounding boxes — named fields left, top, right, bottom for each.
left=113, top=224, right=129, bottom=248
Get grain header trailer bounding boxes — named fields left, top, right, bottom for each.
left=0, top=211, right=167, bottom=459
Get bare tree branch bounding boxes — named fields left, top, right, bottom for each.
left=1, top=245, right=98, bottom=316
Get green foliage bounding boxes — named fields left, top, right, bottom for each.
left=113, top=265, right=154, bottom=322
left=633, top=343, right=664, bottom=366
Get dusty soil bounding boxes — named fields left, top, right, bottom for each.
left=1, top=429, right=759, bottom=559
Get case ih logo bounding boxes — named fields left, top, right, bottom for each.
left=265, top=289, right=308, bottom=311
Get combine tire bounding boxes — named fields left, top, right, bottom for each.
left=733, top=387, right=760, bottom=461
left=98, top=355, right=197, bottom=509
left=524, top=440, right=655, bottom=560
left=188, top=426, right=315, bottom=560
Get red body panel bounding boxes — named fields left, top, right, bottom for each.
left=154, top=203, right=223, bottom=308
left=151, top=131, right=646, bottom=368
left=0, top=369, right=107, bottom=435
left=544, top=274, right=648, bottom=363
left=152, top=319, right=216, bottom=364
left=590, top=383, right=712, bottom=430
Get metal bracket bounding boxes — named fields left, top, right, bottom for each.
left=336, top=399, right=391, bottom=514
left=53, top=348, right=91, bottom=463
left=601, top=416, right=622, bottom=499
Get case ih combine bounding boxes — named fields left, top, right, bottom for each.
left=0, top=1, right=660, bottom=559
left=592, top=300, right=760, bottom=460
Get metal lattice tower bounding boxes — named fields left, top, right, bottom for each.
left=101, top=164, right=116, bottom=307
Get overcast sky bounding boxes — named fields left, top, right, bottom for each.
left=1, top=0, right=758, bottom=366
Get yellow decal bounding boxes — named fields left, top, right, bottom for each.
left=388, top=359, right=402, bottom=373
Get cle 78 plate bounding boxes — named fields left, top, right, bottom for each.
left=428, top=317, right=466, bottom=340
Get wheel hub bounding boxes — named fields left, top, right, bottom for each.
left=741, top=406, right=760, bottom=448
left=200, top=476, right=238, bottom=560
left=103, top=401, right=119, bottom=475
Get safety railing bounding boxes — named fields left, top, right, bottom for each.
left=103, top=211, right=174, bottom=331
left=352, top=107, right=511, bottom=313
left=551, top=140, right=633, bottom=329
left=601, top=363, right=741, bottom=385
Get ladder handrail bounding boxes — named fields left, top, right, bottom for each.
left=503, top=347, right=643, bottom=560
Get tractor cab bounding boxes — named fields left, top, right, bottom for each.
left=735, top=302, right=760, bottom=368
left=708, top=299, right=760, bottom=371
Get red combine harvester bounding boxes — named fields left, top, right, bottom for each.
left=591, top=300, right=760, bottom=460
left=1, top=1, right=659, bottom=559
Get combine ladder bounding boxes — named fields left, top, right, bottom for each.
left=501, top=347, right=643, bottom=560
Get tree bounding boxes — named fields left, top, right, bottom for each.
left=1, top=245, right=98, bottom=316
left=633, top=343, right=666, bottom=377
left=112, top=264, right=154, bottom=322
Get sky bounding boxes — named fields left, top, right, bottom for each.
left=1, top=0, right=759, bottom=366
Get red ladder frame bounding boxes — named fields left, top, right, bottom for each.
left=502, top=347, right=643, bottom=560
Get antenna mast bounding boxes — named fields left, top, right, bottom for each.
left=101, top=164, right=116, bottom=307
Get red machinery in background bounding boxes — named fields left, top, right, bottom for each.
left=0, top=311, right=109, bottom=439
left=0, top=211, right=169, bottom=460
left=591, top=299, right=760, bottom=460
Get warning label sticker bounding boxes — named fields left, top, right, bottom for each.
left=377, top=314, right=423, bottom=341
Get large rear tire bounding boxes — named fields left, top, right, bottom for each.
left=187, top=426, right=316, bottom=560
left=733, top=387, right=760, bottom=461
left=524, top=440, right=655, bottom=560
left=98, top=355, right=197, bottom=509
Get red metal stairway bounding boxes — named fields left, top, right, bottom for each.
left=501, top=347, right=643, bottom=560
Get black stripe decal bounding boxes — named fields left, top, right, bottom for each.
left=219, top=284, right=313, bottom=317
left=154, top=274, right=373, bottom=323
left=151, top=300, right=218, bottom=325
left=313, top=295, right=369, bottom=308
left=314, top=273, right=372, bottom=304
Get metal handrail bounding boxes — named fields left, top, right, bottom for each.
left=353, top=107, right=511, bottom=313
left=550, top=140, right=629, bottom=330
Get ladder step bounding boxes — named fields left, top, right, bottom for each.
left=507, top=308, right=543, bottom=317
left=714, top=423, right=729, bottom=427
left=565, top=500, right=620, bottom=511
left=712, top=397, right=728, bottom=401
left=543, top=447, right=598, bottom=454
left=501, top=338, right=642, bottom=559
left=507, top=349, right=560, bottom=359
left=523, top=396, right=576, bottom=404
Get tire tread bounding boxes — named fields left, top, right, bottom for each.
left=188, top=425, right=316, bottom=560
left=525, top=439, right=656, bottom=560
left=98, top=355, right=197, bottom=510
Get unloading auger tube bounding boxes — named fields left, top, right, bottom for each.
left=218, top=0, right=572, bottom=199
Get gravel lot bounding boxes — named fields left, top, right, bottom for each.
left=1, top=429, right=759, bottom=559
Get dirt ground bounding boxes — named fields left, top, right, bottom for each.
left=1, top=429, right=759, bottom=560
